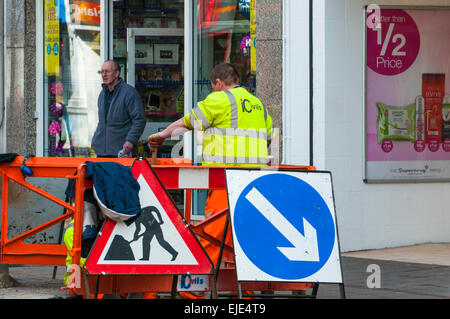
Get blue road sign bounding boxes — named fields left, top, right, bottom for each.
left=232, top=173, right=336, bottom=280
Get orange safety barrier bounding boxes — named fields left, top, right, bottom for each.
left=0, top=156, right=317, bottom=298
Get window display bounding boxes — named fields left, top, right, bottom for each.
left=111, top=0, right=185, bottom=208
left=365, top=7, right=450, bottom=181
left=192, top=0, right=256, bottom=214
left=113, top=0, right=185, bottom=159
left=195, top=0, right=256, bottom=103
left=44, top=0, right=101, bottom=157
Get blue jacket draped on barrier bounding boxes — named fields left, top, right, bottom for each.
left=86, top=161, right=141, bottom=218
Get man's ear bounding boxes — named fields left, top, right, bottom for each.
left=216, top=79, right=224, bottom=90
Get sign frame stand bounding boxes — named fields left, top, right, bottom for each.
left=212, top=212, right=230, bottom=298
left=211, top=209, right=336, bottom=299
left=223, top=168, right=347, bottom=299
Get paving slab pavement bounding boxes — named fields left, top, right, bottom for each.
left=0, top=265, right=67, bottom=299
left=343, top=243, right=450, bottom=266
left=316, top=256, right=450, bottom=299
left=315, top=243, right=450, bottom=299
left=0, top=243, right=449, bottom=299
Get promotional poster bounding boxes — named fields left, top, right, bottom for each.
left=365, top=8, right=450, bottom=181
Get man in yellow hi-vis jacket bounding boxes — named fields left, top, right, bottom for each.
left=148, top=63, right=275, bottom=297
left=149, top=62, right=275, bottom=167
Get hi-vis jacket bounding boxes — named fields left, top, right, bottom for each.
left=63, top=220, right=86, bottom=286
left=184, top=86, right=275, bottom=166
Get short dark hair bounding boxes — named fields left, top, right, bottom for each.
left=209, top=63, right=240, bottom=86
left=104, top=59, right=121, bottom=73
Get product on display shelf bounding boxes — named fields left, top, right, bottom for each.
left=415, top=95, right=425, bottom=141
left=376, top=102, right=416, bottom=144
left=422, top=74, right=445, bottom=144
left=441, top=95, right=450, bottom=141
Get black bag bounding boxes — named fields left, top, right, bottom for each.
left=0, top=153, right=18, bottom=163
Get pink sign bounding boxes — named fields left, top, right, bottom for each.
left=367, top=10, right=420, bottom=76
left=365, top=8, right=450, bottom=180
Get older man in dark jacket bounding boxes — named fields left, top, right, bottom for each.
left=91, top=60, right=146, bottom=157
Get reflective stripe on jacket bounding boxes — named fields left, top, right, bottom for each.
left=184, top=87, right=274, bottom=166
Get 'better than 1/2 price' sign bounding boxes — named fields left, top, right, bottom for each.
left=366, top=8, right=420, bottom=76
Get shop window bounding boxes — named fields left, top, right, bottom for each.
left=192, top=0, right=256, bottom=217
left=195, top=0, right=255, bottom=103
left=112, top=0, right=185, bottom=159
left=111, top=0, right=185, bottom=210
left=44, top=0, right=101, bottom=157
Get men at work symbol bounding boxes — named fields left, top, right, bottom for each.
left=103, top=206, right=178, bottom=262
left=130, top=205, right=178, bottom=261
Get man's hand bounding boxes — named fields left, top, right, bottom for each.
left=123, top=141, right=134, bottom=154
left=148, top=133, right=165, bottom=152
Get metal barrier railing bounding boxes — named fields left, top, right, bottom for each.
left=0, top=156, right=316, bottom=298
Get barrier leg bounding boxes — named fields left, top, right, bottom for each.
left=171, top=275, right=178, bottom=299
left=339, top=283, right=346, bottom=299
left=184, top=189, right=191, bottom=224
left=83, top=271, right=91, bottom=299
left=53, top=195, right=71, bottom=280
left=208, top=213, right=230, bottom=299
left=210, top=274, right=218, bottom=299
left=214, top=212, right=230, bottom=277
left=311, top=283, right=319, bottom=298
left=71, top=166, right=85, bottom=276
left=94, top=275, right=100, bottom=299
left=237, top=282, right=243, bottom=299
left=1, top=174, right=8, bottom=250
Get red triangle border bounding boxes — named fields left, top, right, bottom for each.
left=85, top=160, right=213, bottom=275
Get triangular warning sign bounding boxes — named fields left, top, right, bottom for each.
left=85, top=160, right=213, bottom=275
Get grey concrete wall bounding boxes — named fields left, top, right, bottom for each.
left=1, top=1, right=64, bottom=245
left=255, top=0, right=283, bottom=161
left=24, top=0, right=37, bottom=155
left=5, top=0, right=35, bottom=155
left=5, top=0, right=24, bottom=154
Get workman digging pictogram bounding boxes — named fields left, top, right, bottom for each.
left=129, top=206, right=178, bottom=261
left=104, top=206, right=178, bottom=262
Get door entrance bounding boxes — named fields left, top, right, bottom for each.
left=111, top=0, right=185, bottom=159
left=111, top=0, right=186, bottom=210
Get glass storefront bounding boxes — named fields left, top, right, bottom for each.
left=42, top=0, right=255, bottom=216
left=112, top=0, right=185, bottom=159
left=195, top=0, right=255, bottom=105
left=43, top=0, right=102, bottom=157
left=192, top=0, right=256, bottom=214
left=42, top=0, right=255, bottom=159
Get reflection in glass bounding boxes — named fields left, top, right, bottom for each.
left=192, top=0, right=255, bottom=216
left=44, top=0, right=101, bottom=157
left=113, top=0, right=185, bottom=159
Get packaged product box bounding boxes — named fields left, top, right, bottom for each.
left=442, top=95, right=450, bottom=140
left=376, top=102, right=416, bottom=144
left=415, top=95, right=425, bottom=141
left=422, top=74, right=445, bottom=143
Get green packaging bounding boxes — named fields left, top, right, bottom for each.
left=376, top=102, right=416, bottom=144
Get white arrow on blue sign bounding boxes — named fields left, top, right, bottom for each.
left=226, top=169, right=343, bottom=283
